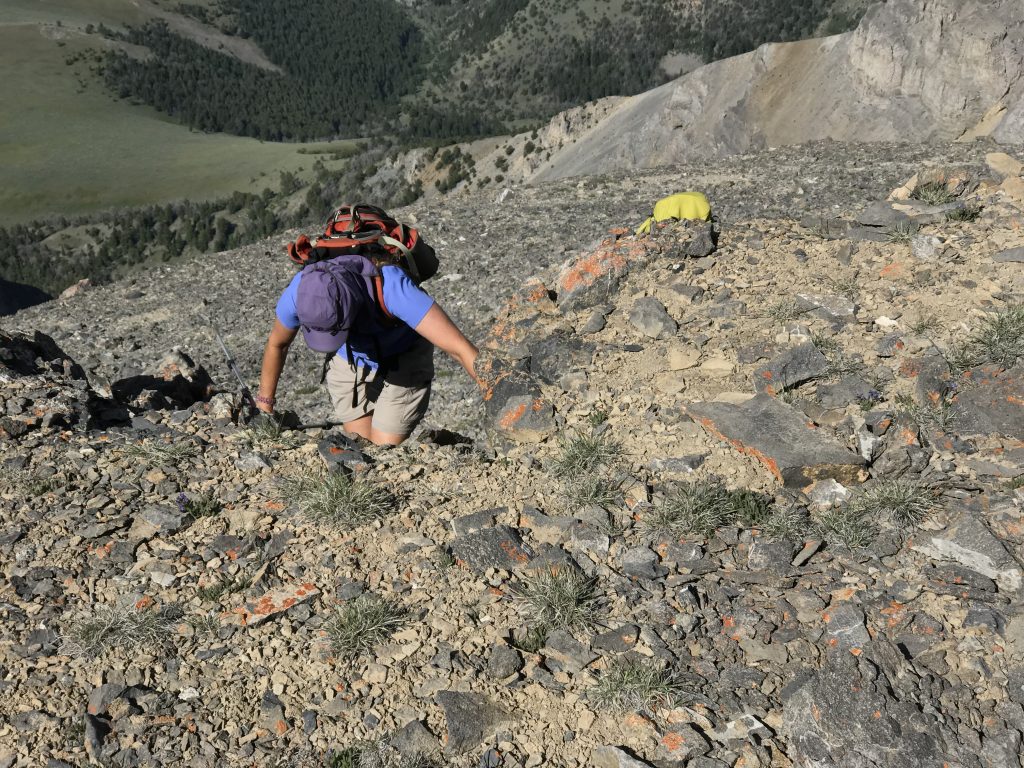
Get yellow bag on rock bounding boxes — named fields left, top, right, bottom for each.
left=636, top=192, right=712, bottom=235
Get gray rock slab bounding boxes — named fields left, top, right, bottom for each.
left=436, top=691, right=509, bottom=754
left=795, top=292, right=857, bottom=324
left=391, top=720, right=440, bottom=759
left=824, top=603, right=871, bottom=651
left=128, top=505, right=187, bottom=541
left=451, top=508, right=501, bottom=536
left=994, top=246, right=1024, bottom=263
left=541, top=630, right=598, bottom=675
left=317, top=436, right=371, bottom=474
left=953, top=365, right=1024, bottom=440
left=752, top=343, right=829, bottom=395
left=783, top=648, right=963, bottom=768
left=592, top=746, right=656, bottom=768
left=685, top=394, right=866, bottom=487
left=655, top=722, right=711, bottom=764
left=592, top=624, right=640, bottom=654
left=911, top=512, right=1022, bottom=592
left=450, top=525, right=535, bottom=573
left=628, top=297, right=677, bottom=339
left=621, top=546, right=668, bottom=579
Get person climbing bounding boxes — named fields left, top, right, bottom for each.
left=254, top=204, right=479, bottom=446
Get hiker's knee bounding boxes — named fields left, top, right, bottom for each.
left=368, top=428, right=408, bottom=446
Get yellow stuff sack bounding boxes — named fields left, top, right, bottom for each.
left=636, top=192, right=712, bottom=235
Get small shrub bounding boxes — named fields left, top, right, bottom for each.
left=815, top=506, right=877, bottom=549
left=282, top=470, right=395, bottom=529
left=323, top=595, right=405, bottom=661
left=62, top=603, right=179, bottom=658
left=848, top=478, right=936, bottom=526
left=826, top=276, right=859, bottom=302
left=766, top=299, right=804, bottom=324
left=590, top=657, right=686, bottom=712
left=513, top=568, right=600, bottom=633
left=946, top=205, right=981, bottom=222
left=644, top=480, right=733, bottom=537
left=176, top=491, right=221, bottom=519
left=912, top=181, right=957, bottom=206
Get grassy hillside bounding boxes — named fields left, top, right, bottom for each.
left=0, top=24, right=359, bottom=225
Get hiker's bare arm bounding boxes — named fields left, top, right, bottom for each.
left=258, top=320, right=298, bottom=412
left=414, top=304, right=479, bottom=384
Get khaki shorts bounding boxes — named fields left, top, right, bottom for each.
left=325, top=338, right=434, bottom=437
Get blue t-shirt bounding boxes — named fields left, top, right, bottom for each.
left=276, top=264, right=434, bottom=370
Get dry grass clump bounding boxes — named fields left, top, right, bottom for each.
left=552, top=428, right=621, bottom=512
left=282, top=469, right=395, bottom=529
left=644, top=480, right=734, bottom=537
left=62, top=603, right=179, bottom=658
left=644, top=481, right=777, bottom=538
left=513, top=568, right=601, bottom=633
left=124, top=439, right=199, bottom=465
left=323, top=595, right=405, bottom=662
left=766, top=299, right=805, bottom=324
left=895, top=393, right=961, bottom=434
left=912, top=181, right=958, bottom=206
left=325, top=743, right=437, bottom=768
left=886, top=221, right=917, bottom=244
left=848, top=478, right=936, bottom=527
left=590, top=657, right=687, bottom=712
left=815, top=505, right=878, bottom=549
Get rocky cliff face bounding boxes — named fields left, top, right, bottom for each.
left=522, top=0, right=1024, bottom=182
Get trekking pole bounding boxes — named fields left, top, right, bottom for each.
left=204, top=317, right=258, bottom=420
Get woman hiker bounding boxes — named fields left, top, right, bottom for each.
left=254, top=205, right=479, bottom=446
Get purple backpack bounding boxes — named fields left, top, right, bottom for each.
left=294, top=255, right=383, bottom=353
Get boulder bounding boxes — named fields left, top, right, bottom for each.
left=436, top=691, right=510, bottom=754
left=911, top=512, right=1023, bottom=593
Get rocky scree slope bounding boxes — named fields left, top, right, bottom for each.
left=3, top=143, right=1024, bottom=767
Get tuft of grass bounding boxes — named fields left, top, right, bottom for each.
left=587, top=409, right=610, bottom=427
left=643, top=480, right=734, bottom=537
left=513, top=568, right=601, bottom=633
left=282, top=469, right=395, bottom=529
left=848, top=478, right=936, bottom=526
left=553, top=430, right=619, bottom=477
left=326, top=742, right=437, bottom=768
left=189, top=612, right=220, bottom=635
left=590, top=657, right=687, bottom=713
left=946, top=205, right=981, bottom=222
left=62, top=603, right=179, bottom=658
left=244, top=415, right=300, bottom=449
left=761, top=504, right=812, bottom=541
left=323, top=595, right=405, bottom=662
left=559, top=474, right=621, bottom=512
left=908, top=313, right=940, bottom=336
left=729, top=489, right=773, bottom=527
left=1005, top=474, right=1024, bottom=490
left=197, top=576, right=249, bottom=603
left=766, top=299, right=805, bottom=324
left=815, top=506, right=878, bottom=549
left=511, top=626, right=549, bottom=654
left=968, top=305, right=1024, bottom=369
left=895, top=393, right=960, bottom=434
left=826, top=276, right=859, bottom=302
left=125, top=440, right=199, bottom=465
left=886, top=221, right=918, bottom=244
left=912, top=181, right=957, bottom=206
